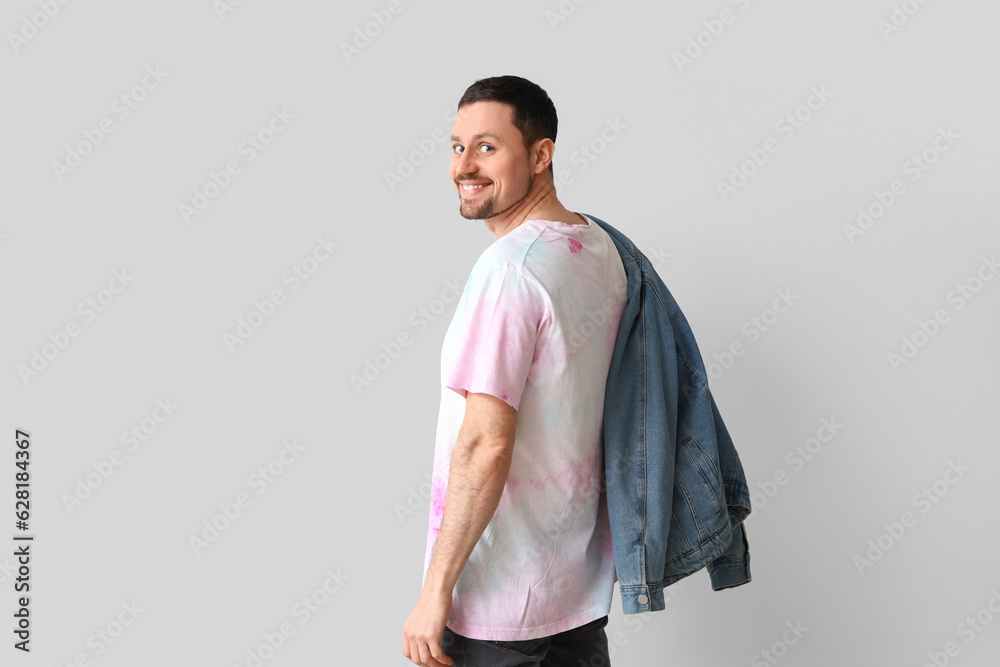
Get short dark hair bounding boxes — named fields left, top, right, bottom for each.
left=457, top=75, right=558, bottom=176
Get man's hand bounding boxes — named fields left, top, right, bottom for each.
left=402, top=587, right=455, bottom=666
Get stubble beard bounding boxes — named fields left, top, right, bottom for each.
left=458, top=169, right=534, bottom=221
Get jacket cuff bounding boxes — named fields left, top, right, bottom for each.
left=707, top=522, right=752, bottom=590
left=618, top=584, right=665, bottom=614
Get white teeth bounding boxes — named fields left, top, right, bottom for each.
left=462, top=183, right=488, bottom=190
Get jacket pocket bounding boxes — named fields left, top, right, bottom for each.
left=681, top=435, right=723, bottom=488
left=674, top=435, right=728, bottom=538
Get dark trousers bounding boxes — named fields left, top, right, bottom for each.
left=440, top=615, right=611, bottom=667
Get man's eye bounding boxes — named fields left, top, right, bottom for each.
left=452, top=145, right=463, bottom=154
left=480, top=145, right=494, bottom=153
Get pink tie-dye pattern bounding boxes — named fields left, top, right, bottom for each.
left=424, top=217, right=625, bottom=642
left=427, top=478, right=447, bottom=538
left=431, top=478, right=447, bottom=518
left=447, top=277, right=539, bottom=410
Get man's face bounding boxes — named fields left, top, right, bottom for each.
left=450, top=101, right=536, bottom=221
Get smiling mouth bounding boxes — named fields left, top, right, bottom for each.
left=460, top=182, right=491, bottom=195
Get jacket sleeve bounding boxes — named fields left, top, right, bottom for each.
left=707, top=519, right=751, bottom=589
left=707, top=392, right=752, bottom=590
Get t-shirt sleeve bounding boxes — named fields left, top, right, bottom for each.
left=445, top=265, right=548, bottom=411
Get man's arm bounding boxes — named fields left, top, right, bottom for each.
left=403, top=391, right=517, bottom=666
left=424, top=391, right=517, bottom=593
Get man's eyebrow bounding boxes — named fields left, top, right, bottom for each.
left=450, top=132, right=501, bottom=143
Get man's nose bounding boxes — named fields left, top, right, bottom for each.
left=454, top=149, right=477, bottom=175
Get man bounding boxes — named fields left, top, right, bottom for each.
left=403, top=75, right=627, bottom=667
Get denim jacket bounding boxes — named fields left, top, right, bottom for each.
left=586, top=214, right=753, bottom=614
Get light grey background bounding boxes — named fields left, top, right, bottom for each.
left=2, top=1, right=999, bottom=665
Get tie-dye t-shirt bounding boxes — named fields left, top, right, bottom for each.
left=422, top=214, right=627, bottom=641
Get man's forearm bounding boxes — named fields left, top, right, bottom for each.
left=423, top=440, right=513, bottom=596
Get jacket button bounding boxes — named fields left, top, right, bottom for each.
left=637, top=594, right=648, bottom=605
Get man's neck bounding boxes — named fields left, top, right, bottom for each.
left=485, top=181, right=584, bottom=241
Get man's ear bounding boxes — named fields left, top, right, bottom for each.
left=531, top=138, right=555, bottom=175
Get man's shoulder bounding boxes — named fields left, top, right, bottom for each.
left=471, top=222, right=546, bottom=275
